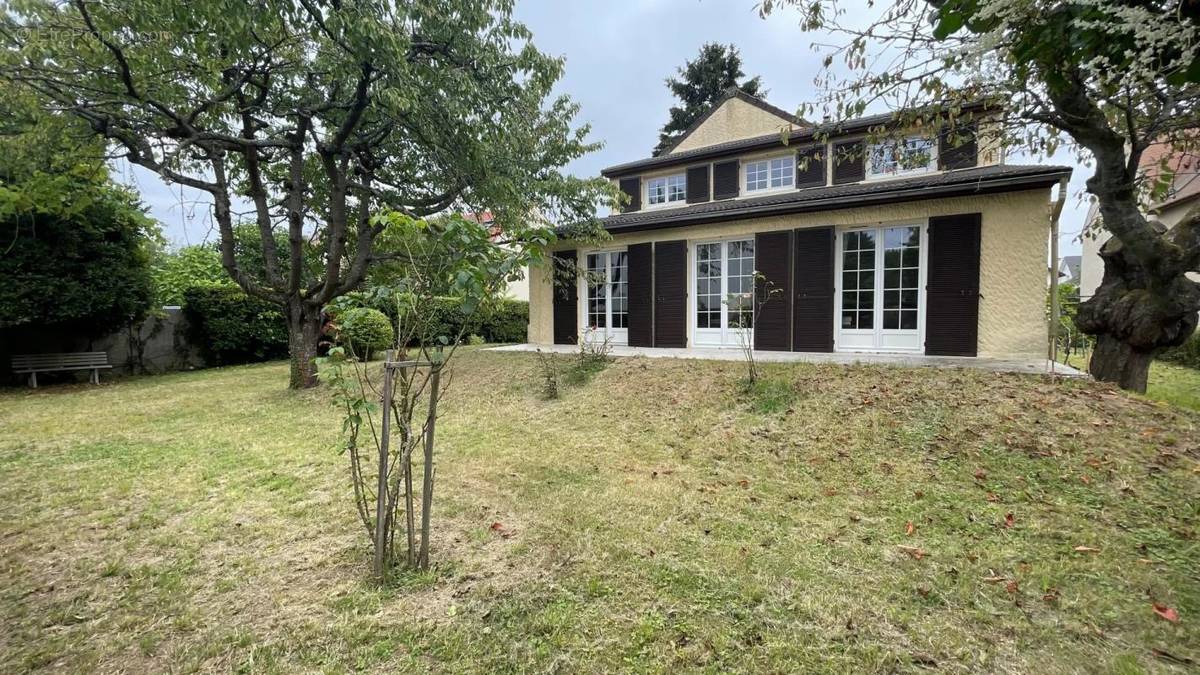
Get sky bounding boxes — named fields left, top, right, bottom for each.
left=129, top=0, right=1093, bottom=257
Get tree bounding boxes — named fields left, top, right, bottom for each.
left=151, top=244, right=235, bottom=307
left=0, top=94, right=157, bottom=337
left=758, top=0, right=1200, bottom=392
left=655, top=43, right=766, bottom=155
left=1, top=0, right=614, bottom=388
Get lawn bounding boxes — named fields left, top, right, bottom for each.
left=1062, top=352, right=1200, bottom=412
left=1, top=350, right=1198, bottom=673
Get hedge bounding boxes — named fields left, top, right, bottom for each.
left=421, top=297, right=528, bottom=344
left=182, top=286, right=289, bottom=365
left=338, top=307, right=394, bottom=357
left=1160, top=330, right=1200, bottom=370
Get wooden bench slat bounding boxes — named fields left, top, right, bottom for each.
left=12, top=352, right=112, bottom=372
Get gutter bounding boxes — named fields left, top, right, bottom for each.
left=1047, top=176, right=1069, bottom=367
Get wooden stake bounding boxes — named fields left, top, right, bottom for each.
left=418, top=366, right=440, bottom=569
left=373, top=350, right=394, bottom=578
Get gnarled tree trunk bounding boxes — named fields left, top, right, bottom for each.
left=287, top=302, right=324, bottom=389
left=1076, top=220, right=1200, bottom=392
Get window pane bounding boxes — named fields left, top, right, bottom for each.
left=842, top=311, right=856, bottom=329
left=884, top=290, right=900, bottom=310
left=843, top=291, right=857, bottom=310
left=858, top=291, right=874, bottom=310
left=859, top=270, right=875, bottom=289
left=843, top=251, right=858, bottom=271
left=884, top=269, right=900, bottom=288
left=900, top=310, right=917, bottom=330
left=901, top=268, right=919, bottom=288
left=884, top=249, right=901, bottom=269
left=902, top=247, right=919, bottom=267
left=843, top=271, right=858, bottom=291
left=858, top=311, right=873, bottom=329
left=901, top=290, right=918, bottom=309
left=883, top=310, right=899, bottom=330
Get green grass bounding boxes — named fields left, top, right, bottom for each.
left=1063, top=352, right=1200, bottom=412
left=1, top=351, right=1198, bottom=672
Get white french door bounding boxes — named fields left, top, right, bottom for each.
left=693, top=238, right=754, bottom=347
left=835, top=223, right=926, bottom=352
left=582, top=250, right=628, bottom=344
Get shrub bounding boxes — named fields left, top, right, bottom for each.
left=338, top=307, right=394, bottom=358
left=480, top=299, right=528, bottom=343
left=1160, top=330, right=1200, bottom=370
left=182, top=286, right=288, bottom=365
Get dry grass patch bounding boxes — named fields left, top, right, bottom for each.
left=1, top=350, right=1197, bottom=673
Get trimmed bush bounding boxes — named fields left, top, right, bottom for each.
left=182, top=286, right=288, bottom=365
left=418, top=297, right=527, bottom=344
left=1160, top=330, right=1200, bottom=370
left=339, top=307, right=394, bottom=357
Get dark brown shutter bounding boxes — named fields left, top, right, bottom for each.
left=753, top=230, right=792, bottom=351
left=832, top=140, right=865, bottom=184
left=653, top=240, right=687, bottom=348
left=627, top=243, right=654, bottom=347
left=712, top=160, right=740, bottom=200
left=552, top=250, right=578, bottom=345
left=792, top=227, right=834, bottom=352
left=938, top=122, right=978, bottom=170
left=686, top=165, right=710, bottom=203
left=795, top=145, right=826, bottom=188
left=619, top=177, right=641, bottom=212
left=925, top=213, right=982, bottom=356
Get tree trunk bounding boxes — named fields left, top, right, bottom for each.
left=1076, top=227, right=1199, bottom=393
left=1088, top=334, right=1153, bottom=392
left=287, top=303, right=324, bottom=389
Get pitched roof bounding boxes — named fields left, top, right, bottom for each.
left=657, top=88, right=807, bottom=156
left=604, top=102, right=991, bottom=178
left=601, top=164, right=1072, bottom=233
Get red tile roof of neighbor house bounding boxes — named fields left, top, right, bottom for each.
left=1139, top=141, right=1200, bottom=211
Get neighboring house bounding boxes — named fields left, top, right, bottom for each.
left=1080, top=143, right=1200, bottom=301
left=465, top=211, right=530, bottom=302
left=527, top=88, right=1072, bottom=358
left=1058, top=255, right=1081, bottom=285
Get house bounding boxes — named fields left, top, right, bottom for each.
left=1079, top=143, right=1199, bottom=301
left=1058, top=255, right=1081, bottom=285
left=527, top=88, right=1072, bottom=358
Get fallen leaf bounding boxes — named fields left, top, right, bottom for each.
left=905, top=521, right=915, bottom=536
left=973, top=468, right=987, bottom=480
left=1151, top=647, right=1194, bottom=666
left=737, top=479, right=750, bottom=489
left=1073, top=545, right=1100, bottom=553
left=1004, top=513, right=1015, bottom=529
left=489, top=522, right=503, bottom=531
left=1005, top=580, right=1019, bottom=594
left=898, top=545, right=926, bottom=560
left=986, top=492, right=1001, bottom=502
left=982, top=575, right=1007, bottom=583
left=913, top=490, right=924, bottom=499
left=1153, top=603, right=1180, bottom=623
left=1042, top=588, right=1060, bottom=603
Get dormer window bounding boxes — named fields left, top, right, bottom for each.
left=647, top=174, right=687, bottom=206
left=867, top=137, right=936, bottom=178
left=745, top=156, right=794, bottom=192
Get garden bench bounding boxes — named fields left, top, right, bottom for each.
left=11, top=352, right=112, bottom=388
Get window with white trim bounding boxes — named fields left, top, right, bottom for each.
left=646, top=174, right=687, bottom=206
left=694, top=238, right=755, bottom=346
left=586, top=251, right=628, bottom=334
left=745, top=156, right=794, bottom=192
left=867, top=137, right=935, bottom=177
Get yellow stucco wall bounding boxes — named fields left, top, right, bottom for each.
left=529, top=189, right=1054, bottom=358
left=670, top=98, right=796, bottom=154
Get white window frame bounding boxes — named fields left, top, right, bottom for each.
left=644, top=173, right=687, bottom=209
left=865, top=136, right=937, bottom=180
left=578, top=248, right=628, bottom=345
left=833, top=221, right=928, bottom=353
left=689, top=237, right=755, bottom=348
left=742, top=154, right=795, bottom=194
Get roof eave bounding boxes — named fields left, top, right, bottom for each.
left=597, top=169, right=1071, bottom=235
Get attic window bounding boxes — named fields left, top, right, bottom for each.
left=647, top=174, right=687, bottom=206
left=867, top=137, right=936, bottom=178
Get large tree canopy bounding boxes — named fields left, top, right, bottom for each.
left=0, top=93, right=156, bottom=336
left=0, top=0, right=614, bottom=388
left=654, top=42, right=765, bottom=155
left=759, top=0, right=1200, bottom=391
